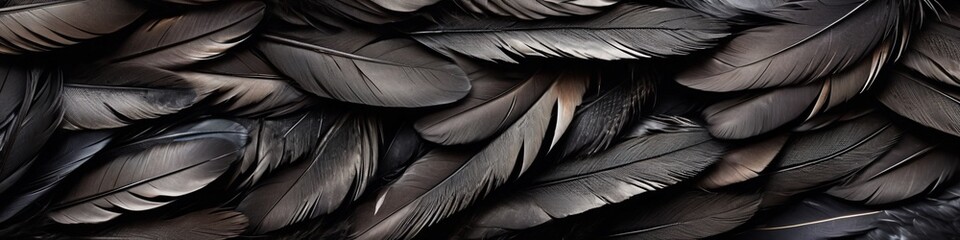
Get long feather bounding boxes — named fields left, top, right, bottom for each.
left=0, top=130, right=111, bottom=223
left=414, top=56, right=554, bottom=145
left=0, top=65, right=62, bottom=195
left=677, top=0, right=902, bottom=91
left=760, top=111, right=902, bottom=207
left=81, top=209, right=248, bottom=240
left=596, top=190, right=761, bottom=240
left=876, top=70, right=960, bottom=137
left=0, top=0, right=145, bottom=54
left=47, top=119, right=247, bottom=224
left=456, top=0, right=619, bottom=20
left=864, top=180, right=960, bottom=239
left=181, top=49, right=316, bottom=118
left=409, top=3, right=728, bottom=63
left=699, top=133, right=789, bottom=189
left=106, top=1, right=265, bottom=69
left=456, top=119, right=724, bottom=239
left=257, top=27, right=471, bottom=108
left=738, top=196, right=881, bottom=239
left=703, top=84, right=821, bottom=139
left=663, top=0, right=787, bottom=20
left=344, top=69, right=588, bottom=240
left=61, top=64, right=198, bottom=130
left=827, top=133, right=959, bottom=205
left=236, top=113, right=379, bottom=234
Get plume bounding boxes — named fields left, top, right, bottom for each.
left=456, top=0, right=619, bottom=20
left=0, top=0, right=145, bottom=54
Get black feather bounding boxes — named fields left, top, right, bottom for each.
left=876, top=70, right=960, bottom=137
left=0, top=0, right=145, bottom=54
left=596, top=190, right=761, bottom=240
left=0, top=65, right=63, bottom=195
left=455, top=0, right=619, bottom=20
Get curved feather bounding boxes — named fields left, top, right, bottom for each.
left=877, top=70, right=960, bottom=137
left=457, top=122, right=724, bottom=239
left=257, top=28, right=471, bottom=108
left=864, top=180, right=960, bottom=239
left=181, top=49, right=316, bottom=118
left=0, top=0, right=145, bottom=54
left=703, top=84, right=821, bottom=139
left=699, top=133, right=789, bottom=189
left=85, top=209, right=248, bottom=240
left=900, top=7, right=960, bottom=87
left=236, top=113, right=379, bottom=234
left=345, top=69, right=588, bottom=240
left=456, top=0, right=619, bottom=20
left=229, top=110, right=340, bottom=190
left=827, top=133, right=959, bottom=205
left=62, top=65, right=198, bottom=130
left=414, top=57, right=553, bottom=145
left=597, top=190, right=761, bottom=240
left=370, top=0, right=442, bottom=12
left=107, top=1, right=265, bottom=69
left=378, top=124, right=426, bottom=184
left=663, top=0, right=787, bottom=20
left=677, top=0, right=902, bottom=91
left=0, top=130, right=111, bottom=223
left=761, top=111, right=902, bottom=207
left=0, top=65, right=62, bottom=195
left=410, top=3, right=729, bottom=63
left=47, top=119, right=247, bottom=224
left=159, top=0, right=222, bottom=5
left=739, top=196, right=881, bottom=239
left=553, top=65, right=654, bottom=158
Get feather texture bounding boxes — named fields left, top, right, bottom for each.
left=0, top=65, right=62, bottom=195
left=699, top=134, right=788, bottom=189
left=703, top=84, right=821, bottom=139
left=236, top=113, right=379, bottom=234
left=761, top=111, right=902, bottom=206
left=877, top=70, right=960, bottom=137
left=864, top=180, right=960, bottom=239
left=456, top=0, right=619, bottom=20
left=83, top=209, right=248, bottom=240
left=414, top=57, right=553, bottom=145
left=62, top=65, right=198, bottom=130
left=663, top=0, right=787, bottom=20
left=345, top=69, right=588, bottom=240
left=48, top=119, right=247, bottom=224
left=677, top=0, right=901, bottom=91
left=900, top=7, right=960, bottom=87
left=257, top=28, right=471, bottom=108
left=596, top=190, right=761, bottom=240
left=107, top=1, right=265, bottom=69
left=181, top=49, right=315, bottom=118
left=739, top=196, right=880, bottom=239
left=0, top=0, right=145, bottom=54
left=0, top=130, right=111, bottom=223
left=827, top=133, right=959, bottom=205
left=457, top=120, right=724, bottom=239
left=410, top=3, right=729, bottom=63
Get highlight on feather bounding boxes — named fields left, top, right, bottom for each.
left=0, top=65, right=63, bottom=196
left=738, top=195, right=881, bottom=239
left=410, top=3, right=729, bottom=63
left=595, top=190, right=762, bottom=240
left=699, top=133, right=789, bottom=189
left=47, top=119, right=247, bottom=224
left=106, top=1, right=265, bottom=69
left=73, top=208, right=248, bottom=240
left=455, top=117, right=724, bottom=239
left=0, top=0, right=146, bottom=54
left=456, top=0, right=620, bottom=20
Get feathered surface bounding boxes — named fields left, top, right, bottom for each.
left=677, top=0, right=902, bottom=91
left=47, top=119, right=246, bottom=224
left=61, top=64, right=198, bottom=130
left=704, top=84, right=821, bottom=139
left=107, top=1, right=265, bottom=69
left=410, top=3, right=729, bottom=63
left=257, top=27, right=470, bottom=108
left=181, top=49, right=315, bottom=118
left=414, top=57, right=555, bottom=145
left=456, top=118, right=724, bottom=239
left=0, top=65, right=62, bottom=195
left=827, top=133, right=959, bottom=205
left=900, top=6, right=960, bottom=87
left=0, top=0, right=145, bottom=54
left=664, top=0, right=787, bottom=20
left=345, top=70, right=587, bottom=240
left=761, top=111, right=902, bottom=206
left=596, top=190, right=761, bottom=240
left=739, top=196, right=881, bottom=239
left=236, top=113, right=379, bottom=234
left=78, top=209, right=248, bottom=240
left=0, top=130, right=111, bottom=223
left=865, top=180, right=960, bottom=239
left=455, top=0, right=619, bottom=20
left=699, top=134, right=788, bottom=189
left=877, top=70, right=960, bottom=137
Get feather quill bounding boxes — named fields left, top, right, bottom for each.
left=877, top=70, right=960, bottom=137
left=82, top=209, right=248, bottom=240
left=0, top=0, right=145, bottom=54
left=597, top=190, right=761, bottom=240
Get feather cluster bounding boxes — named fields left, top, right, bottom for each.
left=0, top=0, right=959, bottom=239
